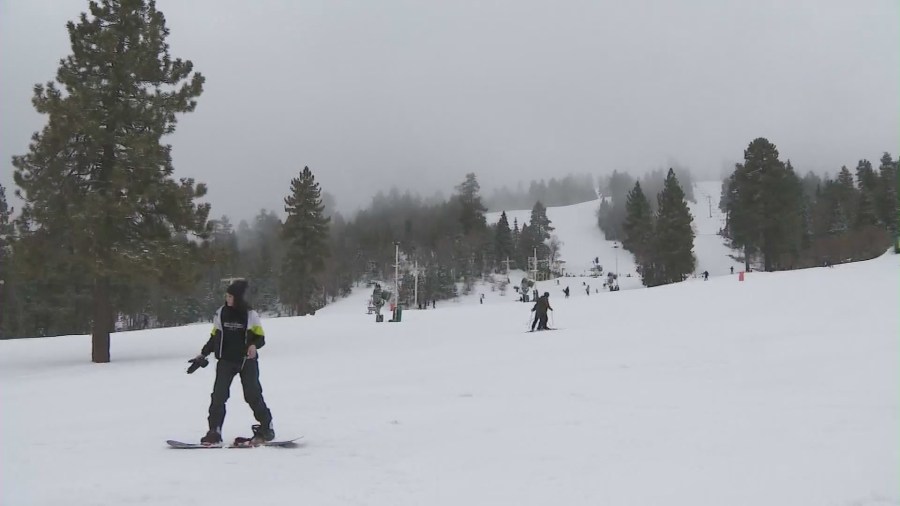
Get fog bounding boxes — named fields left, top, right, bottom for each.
left=2, top=0, right=897, bottom=220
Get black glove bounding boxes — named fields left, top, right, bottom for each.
left=186, top=356, right=209, bottom=374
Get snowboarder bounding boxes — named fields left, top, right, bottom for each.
left=372, top=284, right=383, bottom=311
left=530, top=292, right=553, bottom=331
left=190, top=280, right=275, bottom=446
left=563, top=286, right=570, bottom=298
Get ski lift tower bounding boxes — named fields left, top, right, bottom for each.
left=613, top=242, right=619, bottom=278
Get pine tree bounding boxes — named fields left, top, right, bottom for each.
left=529, top=201, right=554, bottom=244
left=281, top=166, right=330, bottom=316
left=877, top=153, right=898, bottom=237
left=649, top=169, right=695, bottom=285
left=0, top=183, right=11, bottom=263
left=495, top=211, right=514, bottom=264
left=11, top=0, right=209, bottom=361
left=247, top=210, right=285, bottom=314
left=456, top=173, right=487, bottom=235
left=855, top=159, right=879, bottom=227
left=622, top=181, right=654, bottom=263
left=834, top=166, right=858, bottom=227
left=517, top=222, right=534, bottom=272
left=512, top=218, right=520, bottom=251
left=0, top=184, right=12, bottom=337
left=725, top=138, right=803, bottom=271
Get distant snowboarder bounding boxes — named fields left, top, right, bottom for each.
left=372, top=283, right=387, bottom=321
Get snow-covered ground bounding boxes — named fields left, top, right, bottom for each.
left=690, top=180, right=744, bottom=276
left=486, top=181, right=743, bottom=290
left=2, top=183, right=897, bottom=505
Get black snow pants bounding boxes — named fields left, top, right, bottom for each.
left=531, top=312, right=549, bottom=331
left=207, top=359, right=272, bottom=432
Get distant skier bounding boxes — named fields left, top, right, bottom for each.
left=563, top=286, right=570, bottom=298
left=703, top=270, right=709, bottom=281
left=530, top=292, right=553, bottom=331
left=730, top=266, right=734, bottom=275
left=190, top=280, right=275, bottom=446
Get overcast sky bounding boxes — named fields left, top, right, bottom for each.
left=1, top=0, right=897, bottom=221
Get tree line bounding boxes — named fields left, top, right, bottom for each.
left=721, top=138, right=897, bottom=271
left=0, top=0, right=561, bottom=357
left=485, top=174, right=597, bottom=212
left=1, top=1, right=895, bottom=361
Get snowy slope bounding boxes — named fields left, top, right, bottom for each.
left=487, top=181, right=743, bottom=288
left=2, top=252, right=897, bottom=506
left=689, top=181, right=744, bottom=276
left=487, top=199, right=638, bottom=280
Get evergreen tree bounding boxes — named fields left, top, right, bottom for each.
left=512, top=218, right=520, bottom=252
left=648, top=169, right=695, bottom=285
left=246, top=210, right=285, bottom=314
left=11, top=0, right=209, bottom=361
left=517, top=223, right=534, bottom=273
left=855, top=159, right=879, bottom=227
left=622, top=181, right=654, bottom=264
left=456, top=173, right=487, bottom=235
left=495, top=211, right=514, bottom=263
left=834, top=166, right=858, bottom=227
left=725, top=138, right=803, bottom=271
left=0, top=184, right=12, bottom=337
left=281, top=166, right=330, bottom=316
left=596, top=170, right=634, bottom=240
left=877, top=153, right=898, bottom=236
left=0, top=184, right=11, bottom=270
left=529, top=201, right=554, bottom=244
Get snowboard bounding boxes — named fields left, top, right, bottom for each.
left=166, top=436, right=302, bottom=449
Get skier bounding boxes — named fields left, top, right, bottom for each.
left=190, top=280, right=275, bottom=446
left=703, top=270, right=709, bottom=281
left=563, top=286, right=570, bottom=298
left=530, top=292, right=553, bottom=331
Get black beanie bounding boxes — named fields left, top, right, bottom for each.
left=226, top=279, right=248, bottom=299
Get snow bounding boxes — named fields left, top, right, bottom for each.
left=690, top=180, right=745, bottom=276
left=1, top=183, right=897, bottom=506
left=486, top=181, right=743, bottom=288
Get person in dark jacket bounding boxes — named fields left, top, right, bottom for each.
left=530, top=292, right=553, bottom=331
left=192, top=280, right=275, bottom=446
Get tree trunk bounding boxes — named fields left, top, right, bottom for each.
left=92, top=276, right=112, bottom=363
